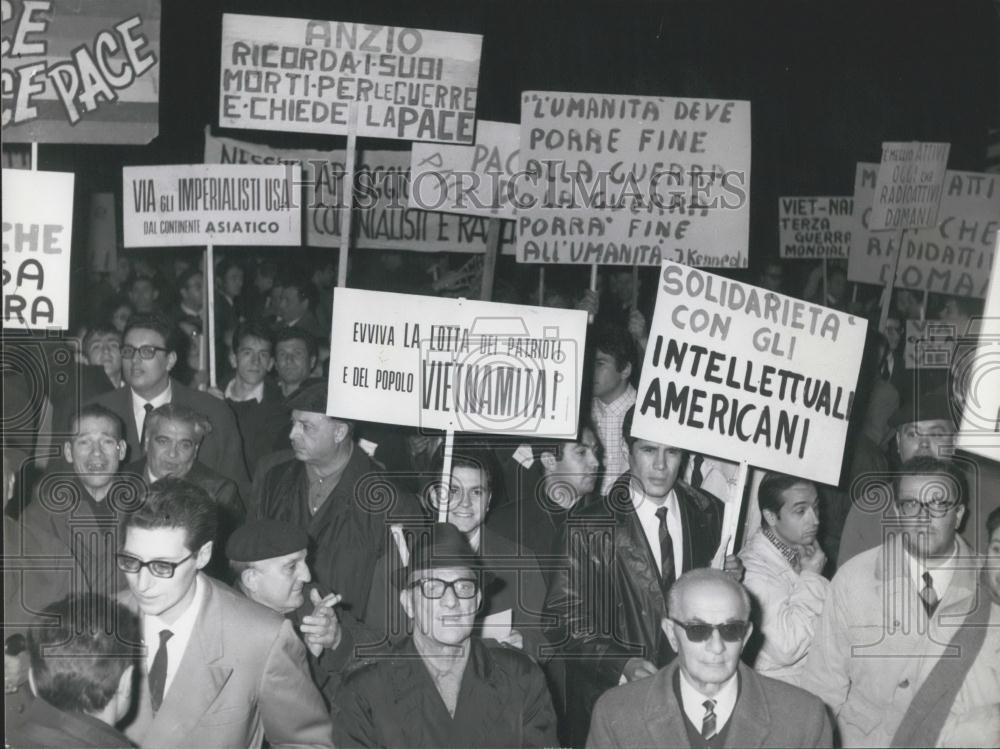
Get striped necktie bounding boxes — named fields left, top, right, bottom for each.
left=701, top=698, right=717, bottom=739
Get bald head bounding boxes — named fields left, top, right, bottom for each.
left=667, top=568, right=751, bottom=622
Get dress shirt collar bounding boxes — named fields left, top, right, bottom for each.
left=594, top=383, right=636, bottom=415
left=762, top=525, right=801, bottom=573
left=225, top=378, right=264, bottom=403
left=131, top=380, right=172, bottom=412
left=906, top=539, right=957, bottom=603
left=679, top=667, right=739, bottom=737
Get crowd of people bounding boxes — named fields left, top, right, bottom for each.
left=3, top=248, right=999, bottom=749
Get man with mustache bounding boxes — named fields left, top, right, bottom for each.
left=738, top=473, right=829, bottom=684
left=22, top=404, right=137, bottom=598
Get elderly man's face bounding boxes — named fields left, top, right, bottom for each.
left=894, top=473, right=965, bottom=558
left=897, top=419, right=953, bottom=461
left=64, top=415, right=126, bottom=493
left=665, top=579, right=752, bottom=695
left=401, top=566, right=481, bottom=648
left=146, top=419, right=200, bottom=479
left=289, top=411, right=341, bottom=464
left=247, top=549, right=311, bottom=614
left=275, top=339, right=313, bottom=388
left=987, top=526, right=1000, bottom=600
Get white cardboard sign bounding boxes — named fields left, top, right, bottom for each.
left=3, top=169, right=75, bottom=330
left=122, top=164, right=301, bottom=247
left=327, top=288, right=588, bottom=437
left=778, top=196, right=853, bottom=260
left=632, top=260, right=867, bottom=485
left=868, top=141, right=949, bottom=231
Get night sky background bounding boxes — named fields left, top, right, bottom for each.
left=24, top=0, right=1000, bottom=298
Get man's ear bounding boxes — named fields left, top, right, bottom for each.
left=116, top=440, right=127, bottom=461
left=621, top=361, right=633, bottom=381
left=742, top=621, right=754, bottom=649
left=62, top=441, right=74, bottom=465
left=661, top=617, right=679, bottom=653
left=115, top=664, right=135, bottom=716
left=241, top=566, right=258, bottom=593
left=228, top=351, right=237, bottom=371
left=194, top=541, right=213, bottom=570
left=165, top=351, right=177, bottom=373
left=332, top=420, right=350, bottom=444
left=539, top=451, right=557, bottom=473
left=762, top=509, right=778, bottom=528
left=399, top=588, right=414, bottom=620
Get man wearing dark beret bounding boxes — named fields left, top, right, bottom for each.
left=250, top=382, right=421, bottom=620
left=332, top=523, right=558, bottom=748
left=227, top=519, right=375, bottom=706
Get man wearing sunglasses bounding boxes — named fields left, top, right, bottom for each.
left=800, top=456, right=979, bottom=747
left=116, top=477, right=333, bottom=748
left=89, top=312, right=249, bottom=494
left=334, top=522, right=557, bottom=748
left=589, top=568, right=832, bottom=748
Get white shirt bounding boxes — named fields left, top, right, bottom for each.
left=906, top=541, right=957, bottom=606
left=132, top=381, right=172, bottom=439
left=679, top=668, right=739, bottom=736
left=630, top=482, right=683, bottom=575
left=224, top=379, right=264, bottom=403
left=142, top=573, right=204, bottom=701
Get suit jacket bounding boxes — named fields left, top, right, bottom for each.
left=333, top=636, right=558, bottom=748
left=89, top=378, right=249, bottom=491
left=6, top=695, right=134, bottom=749
left=587, top=661, right=832, bottom=749
left=121, top=574, right=333, bottom=749
left=543, top=474, right=724, bottom=745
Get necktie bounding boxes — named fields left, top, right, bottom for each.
left=149, top=628, right=174, bottom=711
left=691, top=455, right=705, bottom=489
left=655, top=506, right=675, bottom=587
left=140, top=402, right=154, bottom=446
left=920, top=571, right=939, bottom=616
left=701, top=698, right=717, bottom=739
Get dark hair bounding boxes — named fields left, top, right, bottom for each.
left=145, top=403, right=213, bottom=443
left=123, top=311, right=178, bottom=354
left=28, top=594, right=140, bottom=714
left=177, top=265, right=203, bottom=293
left=82, top=323, right=122, bottom=352
left=430, top=446, right=495, bottom=490
left=127, top=274, right=157, bottom=292
left=987, top=506, right=1000, bottom=538
left=758, top=472, right=815, bottom=525
left=893, top=456, right=967, bottom=507
left=532, top=415, right=598, bottom=464
left=282, top=277, right=319, bottom=311
left=232, top=320, right=275, bottom=353
left=67, top=403, right=124, bottom=440
left=256, top=261, right=278, bottom=282
left=275, top=325, right=318, bottom=361
left=121, top=477, right=218, bottom=553
left=592, top=322, right=637, bottom=373
left=216, top=258, right=242, bottom=280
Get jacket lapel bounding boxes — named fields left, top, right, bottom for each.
left=644, top=664, right=690, bottom=747
left=722, top=665, right=772, bottom=749
left=142, top=577, right=234, bottom=746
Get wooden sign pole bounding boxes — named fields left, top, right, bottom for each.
left=205, top=244, right=217, bottom=389
left=878, top=229, right=906, bottom=333
left=537, top=267, right=545, bottom=305
left=437, top=429, right=455, bottom=523
left=480, top=218, right=501, bottom=301
left=336, top=102, right=359, bottom=289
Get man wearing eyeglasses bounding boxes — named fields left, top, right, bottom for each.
left=333, top=522, right=558, bottom=748
left=800, top=456, right=979, bottom=748
left=116, top=477, right=333, bottom=748
left=89, top=312, right=249, bottom=493
left=588, top=568, right=831, bottom=748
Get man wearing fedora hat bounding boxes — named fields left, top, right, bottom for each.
left=333, top=523, right=558, bottom=748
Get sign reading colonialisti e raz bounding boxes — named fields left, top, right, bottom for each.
left=219, top=14, right=482, bottom=143
left=632, top=260, right=867, bottom=485
left=3, top=168, right=75, bottom=330
left=327, top=288, right=588, bottom=437
left=122, top=164, right=301, bottom=247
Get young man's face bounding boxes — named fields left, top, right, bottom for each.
left=179, top=273, right=204, bottom=311
left=222, top=266, right=244, bottom=298
left=544, top=428, right=600, bottom=498
left=592, top=349, right=630, bottom=401
left=129, top=280, right=158, bottom=312
left=123, top=328, right=176, bottom=394
left=629, top=439, right=683, bottom=500
left=231, top=336, right=273, bottom=388
left=64, top=415, right=126, bottom=493
left=986, top=526, right=1000, bottom=600
left=120, top=526, right=209, bottom=624
left=86, top=332, right=123, bottom=381
left=278, top=287, right=309, bottom=323
left=896, top=419, right=953, bottom=461
left=763, top=482, right=820, bottom=548
left=444, top=466, right=491, bottom=535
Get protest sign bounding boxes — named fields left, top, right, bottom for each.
left=2, top=0, right=160, bottom=144
left=632, top=260, right=866, bottom=485
left=219, top=14, right=482, bottom=143
left=409, top=121, right=520, bottom=219
left=205, top=129, right=515, bottom=253
left=904, top=320, right=956, bottom=369
left=3, top=168, right=74, bottom=329
left=848, top=163, right=1000, bottom=297
left=956, top=235, right=1000, bottom=462
left=122, top=164, right=301, bottom=247
left=868, top=142, right=949, bottom=231
left=778, top=196, right=853, bottom=259
left=327, top=287, right=588, bottom=436
left=516, top=92, right=751, bottom=268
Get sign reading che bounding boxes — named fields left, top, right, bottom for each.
left=3, top=168, right=74, bottom=329
left=632, top=260, right=866, bottom=485
left=327, top=288, right=588, bottom=437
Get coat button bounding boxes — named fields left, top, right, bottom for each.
left=899, top=679, right=909, bottom=688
